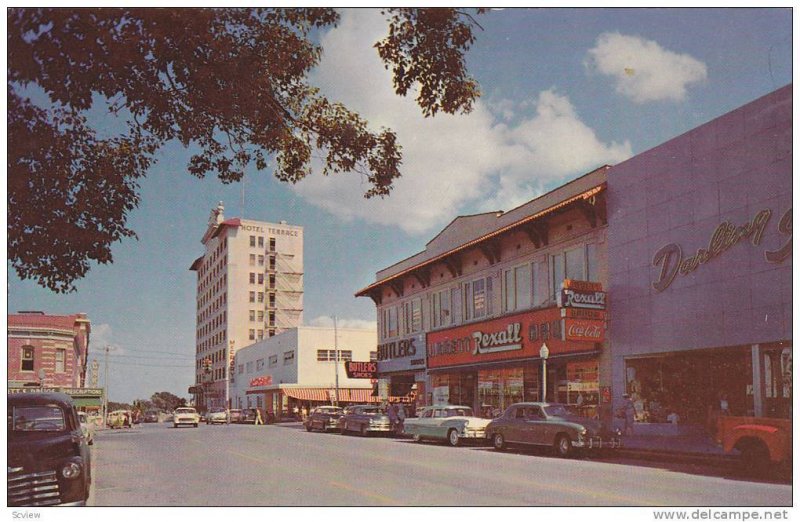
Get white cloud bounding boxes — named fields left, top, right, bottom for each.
left=307, top=315, right=377, bottom=331
left=293, top=10, right=631, bottom=235
left=585, top=32, right=707, bottom=103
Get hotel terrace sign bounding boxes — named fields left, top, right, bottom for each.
left=652, top=207, right=792, bottom=292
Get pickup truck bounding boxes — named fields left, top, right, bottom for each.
left=716, top=416, right=791, bottom=474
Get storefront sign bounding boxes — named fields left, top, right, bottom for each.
left=563, top=319, right=605, bottom=342
left=558, top=288, right=606, bottom=309
left=561, top=308, right=606, bottom=320
left=345, top=361, right=378, bottom=379
left=376, top=334, right=426, bottom=375
left=472, top=323, right=522, bottom=355
left=563, top=280, right=603, bottom=292
left=249, top=375, right=272, bottom=387
left=652, top=208, right=791, bottom=292
left=427, top=308, right=597, bottom=369
left=8, top=387, right=104, bottom=397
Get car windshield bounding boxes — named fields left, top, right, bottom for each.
left=10, top=406, right=67, bottom=432
left=543, top=405, right=572, bottom=417
left=359, top=407, right=381, bottom=415
left=209, top=408, right=225, bottom=413
left=444, top=407, right=473, bottom=417
left=318, top=407, right=342, bottom=414
left=175, top=408, right=196, bottom=414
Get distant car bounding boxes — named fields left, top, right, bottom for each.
left=485, top=402, right=621, bottom=457
left=304, top=406, right=343, bottom=432
left=77, top=411, right=95, bottom=446
left=8, top=392, right=92, bottom=506
left=106, top=409, right=132, bottom=429
left=206, top=407, right=228, bottom=425
left=339, top=405, right=391, bottom=436
left=144, top=410, right=159, bottom=423
left=228, top=409, right=243, bottom=423
left=173, top=407, right=200, bottom=428
left=239, top=408, right=258, bottom=424
left=402, top=405, right=491, bottom=446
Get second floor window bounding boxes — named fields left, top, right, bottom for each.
left=504, top=264, right=532, bottom=312
left=21, top=346, right=34, bottom=371
left=55, top=349, right=66, bottom=373
left=464, top=276, right=493, bottom=321
left=431, top=288, right=453, bottom=329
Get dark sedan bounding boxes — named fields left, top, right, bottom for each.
left=238, top=408, right=258, bottom=424
left=339, top=405, right=391, bottom=436
left=143, top=410, right=160, bottom=423
left=8, top=392, right=92, bottom=506
left=485, top=402, right=621, bottom=457
left=304, top=406, right=343, bottom=432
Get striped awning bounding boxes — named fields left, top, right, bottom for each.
left=282, top=388, right=330, bottom=401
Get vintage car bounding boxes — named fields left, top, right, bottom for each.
left=238, top=408, right=259, bottom=424
left=172, top=407, right=200, bottom=428
left=716, top=415, right=792, bottom=475
left=106, top=409, right=132, bottom=429
left=144, top=410, right=160, bottom=423
left=8, top=392, right=92, bottom=506
left=339, top=405, right=391, bottom=436
left=403, top=405, right=491, bottom=446
left=77, top=412, right=95, bottom=446
left=304, top=406, right=344, bottom=432
left=228, top=409, right=243, bottom=423
left=206, top=407, right=228, bottom=425
left=485, top=402, right=621, bottom=457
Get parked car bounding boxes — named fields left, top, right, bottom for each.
left=304, top=406, right=344, bottom=432
left=238, top=408, right=258, bottom=424
left=206, top=407, right=228, bottom=425
left=173, top=407, right=200, bottom=428
left=143, top=410, right=160, bottom=423
left=106, top=409, right=132, bottom=429
left=485, top=402, right=621, bottom=457
left=339, top=405, right=391, bottom=436
left=228, top=409, right=243, bottom=423
left=716, top=415, right=792, bottom=475
left=77, top=412, right=95, bottom=446
left=8, top=392, right=92, bottom=506
left=403, top=405, right=491, bottom=446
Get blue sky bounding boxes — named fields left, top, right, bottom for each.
left=7, top=8, right=792, bottom=404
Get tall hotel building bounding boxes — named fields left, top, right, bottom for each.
left=190, top=203, right=304, bottom=409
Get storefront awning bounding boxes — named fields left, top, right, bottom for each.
left=281, top=388, right=330, bottom=401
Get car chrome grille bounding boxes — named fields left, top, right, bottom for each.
left=8, top=470, right=61, bottom=506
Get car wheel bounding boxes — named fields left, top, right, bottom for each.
left=448, top=429, right=461, bottom=447
left=194, top=423, right=198, bottom=428
left=340, top=422, right=349, bottom=435
left=173, top=424, right=178, bottom=428
left=305, top=423, right=313, bottom=432
left=555, top=434, right=573, bottom=457
left=493, top=433, right=506, bottom=450
left=360, top=424, right=367, bottom=436
left=739, top=440, right=770, bottom=477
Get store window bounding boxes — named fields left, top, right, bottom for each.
left=403, top=298, right=422, bottom=334
left=477, top=368, right=528, bottom=417
left=246, top=361, right=254, bottom=374
left=504, top=264, right=532, bottom=313
left=763, top=346, right=792, bottom=419
left=464, top=277, right=493, bottom=321
left=21, top=346, right=34, bottom=371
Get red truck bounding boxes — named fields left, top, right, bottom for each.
left=716, top=416, right=792, bottom=474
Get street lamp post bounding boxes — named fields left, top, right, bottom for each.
left=539, top=343, right=549, bottom=403
left=333, top=316, right=339, bottom=407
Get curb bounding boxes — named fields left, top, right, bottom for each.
left=616, top=447, right=737, bottom=467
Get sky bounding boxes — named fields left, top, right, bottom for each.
left=6, top=8, right=793, bottom=404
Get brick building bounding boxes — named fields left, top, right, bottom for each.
left=8, top=311, right=91, bottom=389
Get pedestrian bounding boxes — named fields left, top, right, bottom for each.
left=387, top=402, right=398, bottom=433
left=255, top=408, right=264, bottom=425
left=620, top=394, right=635, bottom=436
left=396, top=403, right=405, bottom=434
left=301, top=405, right=308, bottom=421
left=293, top=405, right=299, bottom=420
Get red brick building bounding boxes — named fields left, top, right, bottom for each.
left=8, top=312, right=91, bottom=389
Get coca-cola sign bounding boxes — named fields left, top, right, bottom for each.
left=563, top=319, right=605, bottom=342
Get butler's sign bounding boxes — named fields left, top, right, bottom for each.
left=345, top=361, right=378, bottom=379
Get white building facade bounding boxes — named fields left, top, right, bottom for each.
left=231, top=326, right=378, bottom=416
left=190, top=203, right=304, bottom=409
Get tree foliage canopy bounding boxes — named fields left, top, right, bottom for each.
left=8, top=8, right=485, bottom=292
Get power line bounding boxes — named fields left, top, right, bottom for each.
left=102, top=360, right=194, bottom=368
left=104, top=353, right=195, bottom=360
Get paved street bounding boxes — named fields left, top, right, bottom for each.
left=89, top=422, right=791, bottom=507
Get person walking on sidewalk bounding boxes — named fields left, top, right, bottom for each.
left=621, top=394, right=636, bottom=436
left=396, top=403, right=406, bottom=435
left=255, top=408, right=264, bottom=425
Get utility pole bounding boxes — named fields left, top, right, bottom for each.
left=227, top=339, right=234, bottom=422
left=103, top=346, right=110, bottom=420
left=334, top=316, right=339, bottom=407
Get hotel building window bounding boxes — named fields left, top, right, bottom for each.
left=258, top=255, right=265, bottom=266
left=249, top=329, right=255, bottom=340
left=269, top=312, right=276, bottom=327
left=269, top=238, right=276, bottom=252
left=258, top=237, right=264, bottom=248
left=249, top=254, right=255, bottom=266
left=249, top=310, right=255, bottom=322
left=258, top=292, right=264, bottom=303
left=238, top=364, right=244, bottom=375
left=55, top=349, right=66, bottom=373
left=268, top=329, right=276, bottom=337
left=258, top=273, right=264, bottom=285
left=249, top=235, right=256, bottom=247
left=269, top=355, right=278, bottom=367
left=269, top=274, right=276, bottom=289
left=249, top=291, right=255, bottom=303
left=257, top=311, right=264, bottom=323
left=21, top=346, right=34, bottom=371
left=249, top=273, right=255, bottom=284
left=246, top=361, right=253, bottom=373
left=269, top=256, right=276, bottom=271
left=504, top=264, right=532, bottom=313
left=258, top=330, right=264, bottom=340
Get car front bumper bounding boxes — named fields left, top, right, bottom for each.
left=460, top=429, right=487, bottom=439
left=367, top=423, right=393, bottom=432
left=174, top=418, right=198, bottom=425
left=574, top=436, right=622, bottom=449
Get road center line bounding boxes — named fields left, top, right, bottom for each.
left=329, top=481, right=396, bottom=505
